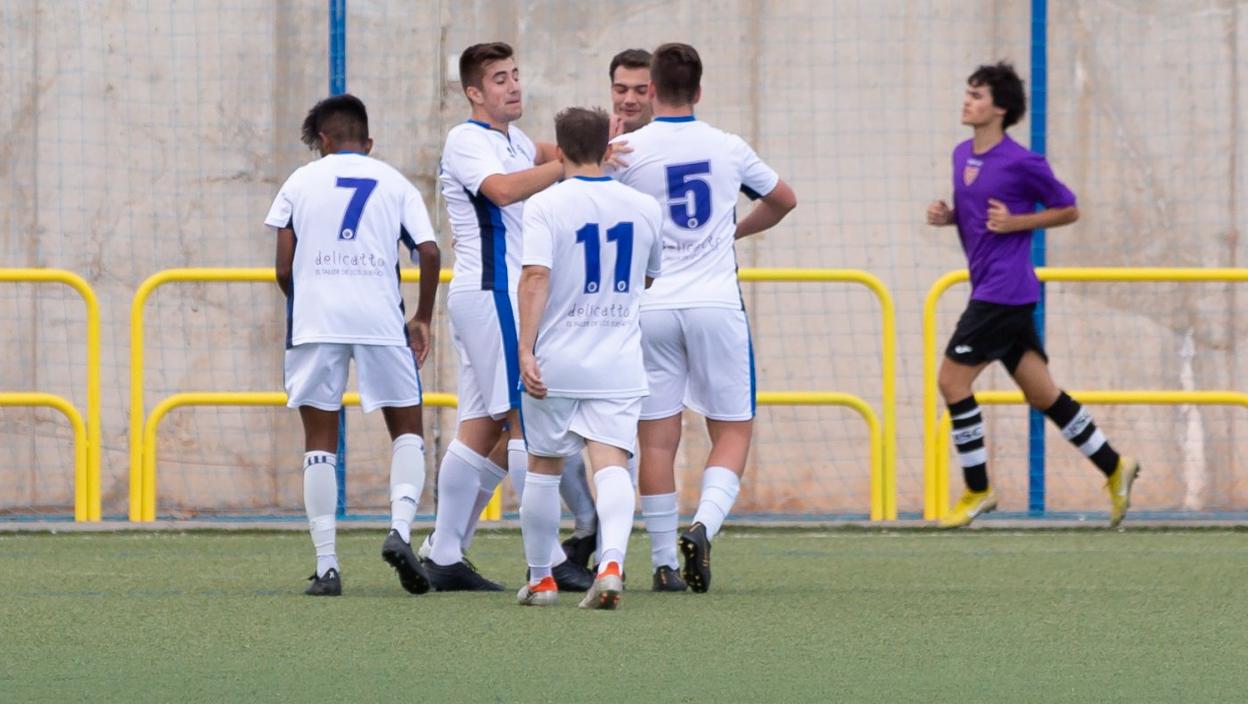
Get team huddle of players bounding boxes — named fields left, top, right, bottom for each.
left=266, top=41, right=1137, bottom=606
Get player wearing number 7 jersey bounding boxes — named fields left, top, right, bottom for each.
left=610, top=44, right=797, bottom=593
left=266, top=94, right=441, bottom=597
left=515, top=107, right=663, bottom=609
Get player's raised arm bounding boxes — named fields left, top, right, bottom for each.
left=734, top=178, right=797, bottom=240
left=479, top=163, right=562, bottom=206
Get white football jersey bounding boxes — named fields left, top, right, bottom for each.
left=611, top=116, right=779, bottom=311
left=440, top=120, right=538, bottom=294
left=264, top=152, right=436, bottom=347
left=521, top=176, right=663, bottom=399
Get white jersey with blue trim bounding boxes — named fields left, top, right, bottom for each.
left=611, top=116, right=779, bottom=311
left=264, top=152, right=436, bottom=347
left=521, top=176, right=663, bottom=399
left=440, top=119, right=537, bottom=295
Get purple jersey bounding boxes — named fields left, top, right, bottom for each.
left=951, top=134, right=1076, bottom=305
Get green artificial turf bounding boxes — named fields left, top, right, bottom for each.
left=1, top=529, right=1245, bottom=703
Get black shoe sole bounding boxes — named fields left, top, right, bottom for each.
left=382, top=545, right=431, bottom=595
left=679, top=532, right=711, bottom=594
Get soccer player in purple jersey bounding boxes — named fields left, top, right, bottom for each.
left=926, top=62, right=1139, bottom=528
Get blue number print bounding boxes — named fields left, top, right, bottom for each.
left=575, top=223, right=602, bottom=293
left=664, top=161, right=711, bottom=230
left=605, top=222, right=634, bottom=292
left=575, top=222, right=634, bottom=293
left=335, top=177, right=378, bottom=241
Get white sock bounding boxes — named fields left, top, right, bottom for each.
left=594, top=467, right=634, bottom=575
left=521, top=472, right=562, bottom=584
left=388, top=433, right=425, bottom=544
left=692, top=466, right=740, bottom=541
left=507, top=439, right=528, bottom=502
left=626, top=453, right=639, bottom=488
left=303, top=451, right=338, bottom=577
left=462, top=458, right=506, bottom=552
left=560, top=453, right=597, bottom=537
left=641, top=491, right=679, bottom=570
left=429, top=440, right=483, bottom=566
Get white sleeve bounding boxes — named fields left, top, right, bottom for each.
left=445, top=128, right=505, bottom=197
left=520, top=197, right=554, bottom=269
left=264, top=173, right=297, bottom=229
left=733, top=135, right=780, bottom=200
left=399, top=181, right=437, bottom=261
left=644, top=201, right=663, bottom=279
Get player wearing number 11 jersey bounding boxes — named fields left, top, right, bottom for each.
left=515, top=107, right=662, bottom=609
left=611, top=43, right=796, bottom=593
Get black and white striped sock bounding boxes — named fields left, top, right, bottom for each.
left=1044, top=391, right=1120, bottom=477
left=948, top=396, right=989, bottom=492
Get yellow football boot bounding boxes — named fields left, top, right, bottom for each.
left=938, top=489, right=998, bottom=528
left=1106, top=456, right=1141, bottom=528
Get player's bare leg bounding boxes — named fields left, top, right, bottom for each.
left=937, top=358, right=996, bottom=527
left=299, top=406, right=342, bottom=596
left=639, top=414, right=686, bottom=591
left=578, top=441, right=632, bottom=610
left=378, top=404, right=430, bottom=595
left=1011, top=350, right=1139, bottom=527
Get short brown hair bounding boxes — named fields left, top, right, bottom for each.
left=555, top=107, right=610, bottom=166
left=650, top=43, right=701, bottom=105
left=459, top=42, right=513, bottom=92
left=609, top=48, right=651, bottom=80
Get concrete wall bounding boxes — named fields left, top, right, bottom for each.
left=1, top=0, right=1245, bottom=518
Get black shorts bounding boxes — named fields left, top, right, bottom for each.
left=944, top=300, right=1048, bottom=374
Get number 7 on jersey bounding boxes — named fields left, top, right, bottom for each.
left=335, top=177, right=377, bottom=241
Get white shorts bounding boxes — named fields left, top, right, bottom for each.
left=448, top=289, right=521, bottom=422
left=639, top=307, right=755, bottom=422
left=521, top=395, right=642, bottom=458
left=284, top=343, right=423, bottom=414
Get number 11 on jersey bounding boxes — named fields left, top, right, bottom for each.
left=575, top=222, right=634, bottom=294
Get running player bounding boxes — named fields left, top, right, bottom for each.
left=427, top=41, right=591, bottom=591
left=926, top=61, right=1139, bottom=528
left=267, top=94, right=440, bottom=597
left=612, top=44, right=797, bottom=593
left=515, top=107, right=663, bottom=609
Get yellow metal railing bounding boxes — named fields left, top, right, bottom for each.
left=1, top=269, right=101, bottom=521
left=931, top=390, right=1248, bottom=518
left=132, top=267, right=895, bottom=521
left=923, top=268, right=1248, bottom=519
left=740, top=269, right=897, bottom=520
left=129, top=267, right=453, bottom=522
left=140, top=391, right=456, bottom=522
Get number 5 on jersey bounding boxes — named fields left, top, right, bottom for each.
left=665, top=161, right=711, bottom=230
left=575, top=222, right=634, bottom=294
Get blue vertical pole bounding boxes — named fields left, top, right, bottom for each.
left=329, top=0, right=348, bottom=518
left=1027, top=0, right=1048, bottom=516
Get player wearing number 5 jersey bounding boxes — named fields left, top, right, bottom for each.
left=611, top=44, right=796, bottom=593
left=266, top=94, right=441, bottom=597
left=515, top=107, right=663, bottom=609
